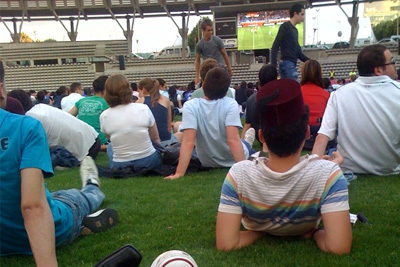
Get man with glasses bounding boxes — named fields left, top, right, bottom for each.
left=61, top=82, right=84, bottom=112
left=312, top=44, right=400, bottom=175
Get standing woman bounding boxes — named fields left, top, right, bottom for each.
left=100, top=74, right=162, bottom=170
left=300, top=59, right=330, bottom=149
left=137, top=78, right=181, bottom=146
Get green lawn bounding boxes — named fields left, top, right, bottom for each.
left=1, top=151, right=399, bottom=266
left=237, top=23, right=304, bottom=51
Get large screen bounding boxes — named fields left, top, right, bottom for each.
left=237, top=10, right=304, bottom=50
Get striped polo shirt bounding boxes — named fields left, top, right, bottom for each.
left=218, top=154, right=349, bottom=236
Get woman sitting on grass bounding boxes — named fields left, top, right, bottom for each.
left=100, top=74, right=162, bottom=170
left=137, top=78, right=182, bottom=146
left=300, top=60, right=331, bottom=150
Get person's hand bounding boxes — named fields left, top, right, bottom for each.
left=195, top=77, right=200, bottom=85
left=164, top=173, right=183, bottom=180
left=228, top=68, right=233, bottom=77
left=322, top=151, right=343, bottom=166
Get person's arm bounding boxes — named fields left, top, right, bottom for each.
left=241, top=123, right=251, bottom=139
left=270, top=23, right=285, bottom=66
left=68, top=106, right=78, bottom=116
left=220, top=48, right=233, bottom=77
left=226, top=126, right=245, bottom=162
left=312, top=133, right=330, bottom=157
left=21, top=168, right=58, bottom=267
left=313, top=211, right=352, bottom=254
left=164, top=129, right=196, bottom=180
left=149, top=122, right=161, bottom=144
left=195, top=53, right=201, bottom=85
left=216, top=212, right=266, bottom=251
left=166, top=99, right=172, bottom=133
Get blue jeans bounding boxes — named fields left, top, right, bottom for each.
left=107, top=144, right=162, bottom=170
left=279, top=60, right=298, bottom=81
left=51, top=185, right=105, bottom=246
left=241, top=139, right=256, bottom=159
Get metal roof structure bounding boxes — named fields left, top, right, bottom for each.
left=0, top=0, right=383, bottom=53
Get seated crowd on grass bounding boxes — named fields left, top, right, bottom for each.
left=0, top=43, right=399, bottom=266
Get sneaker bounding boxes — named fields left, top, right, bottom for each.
left=244, top=128, right=256, bottom=147
left=81, top=208, right=119, bottom=235
left=80, top=156, right=100, bottom=188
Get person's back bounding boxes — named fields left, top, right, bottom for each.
left=322, top=78, right=400, bottom=174
left=61, top=82, right=83, bottom=112
left=314, top=44, right=400, bottom=175
left=182, top=97, right=241, bottom=167
left=143, top=96, right=170, bottom=141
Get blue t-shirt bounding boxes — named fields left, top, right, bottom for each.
left=0, top=109, right=73, bottom=256
left=180, top=97, right=246, bottom=168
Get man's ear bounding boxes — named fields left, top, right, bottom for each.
left=374, top=66, right=384, bottom=76
left=258, top=129, right=268, bottom=152
left=306, top=125, right=311, bottom=140
left=0, top=82, right=4, bottom=98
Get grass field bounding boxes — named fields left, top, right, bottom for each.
left=1, top=134, right=400, bottom=266
left=237, top=23, right=304, bottom=51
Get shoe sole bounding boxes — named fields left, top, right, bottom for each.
left=81, top=208, right=119, bottom=235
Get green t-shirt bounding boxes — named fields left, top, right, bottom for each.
left=75, top=96, right=109, bottom=145
left=191, top=87, right=234, bottom=99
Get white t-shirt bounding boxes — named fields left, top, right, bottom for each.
left=61, top=93, right=83, bottom=112
left=26, top=104, right=98, bottom=161
left=100, top=103, right=156, bottom=162
left=319, top=75, right=400, bottom=175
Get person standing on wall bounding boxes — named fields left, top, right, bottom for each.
left=271, top=3, right=309, bottom=81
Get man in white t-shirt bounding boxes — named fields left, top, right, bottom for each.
left=61, top=82, right=84, bottom=112
left=312, top=44, right=400, bottom=175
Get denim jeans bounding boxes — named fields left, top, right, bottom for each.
left=279, top=60, right=298, bottom=81
left=107, top=143, right=162, bottom=170
left=241, top=139, right=256, bottom=159
left=51, top=185, right=105, bottom=246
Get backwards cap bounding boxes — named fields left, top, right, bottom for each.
left=256, top=78, right=305, bottom=127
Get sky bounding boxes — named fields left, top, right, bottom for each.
left=0, top=4, right=372, bottom=52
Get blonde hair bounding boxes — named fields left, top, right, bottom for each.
left=104, top=74, right=132, bottom=107
left=138, top=78, right=160, bottom=107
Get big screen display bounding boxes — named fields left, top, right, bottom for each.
left=237, top=10, right=304, bottom=50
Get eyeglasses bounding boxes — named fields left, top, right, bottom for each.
left=383, top=59, right=396, bottom=66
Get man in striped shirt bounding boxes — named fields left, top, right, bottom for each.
left=216, top=79, right=352, bottom=254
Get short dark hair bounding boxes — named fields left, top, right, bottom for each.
left=56, top=86, right=69, bottom=95
left=290, top=3, right=304, bottom=18
left=0, top=61, right=4, bottom=82
left=130, top=82, right=138, bottom=91
left=258, top=105, right=309, bottom=157
left=258, top=64, right=278, bottom=86
left=8, top=89, right=33, bottom=112
left=201, top=18, right=213, bottom=30
left=70, top=82, right=82, bottom=93
left=322, top=77, right=332, bottom=89
left=36, top=91, right=45, bottom=102
left=93, top=75, right=108, bottom=93
left=156, top=78, right=165, bottom=87
left=357, top=44, right=387, bottom=76
left=203, top=67, right=230, bottom=100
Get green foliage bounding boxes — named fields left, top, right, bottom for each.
left=1, top=152, right=399, bottom=266
left=43, top=38, right=57, bottom=42
left=188, top=17, right=211, bottom=52
left=373, top=18, right=399, bottom=41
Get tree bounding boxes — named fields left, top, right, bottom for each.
left=372, top=18, right=399, bottom=41
left=187, top=17, right=211, bottom=51
left=43, top=38, right=57, bottom=42
left=20, top=32, right=33, bottom=43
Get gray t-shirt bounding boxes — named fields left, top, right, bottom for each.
left=195, top=35, right=225, bottom=65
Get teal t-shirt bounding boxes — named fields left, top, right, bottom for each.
left=75, top=96, right=109, bottom=144
left=0, top=110, right=72, bottom=255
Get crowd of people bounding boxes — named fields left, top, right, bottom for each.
left=1, top=3, right=400, bottom=265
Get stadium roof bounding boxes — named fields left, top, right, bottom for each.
left=0, top=0, right=380, bottom=21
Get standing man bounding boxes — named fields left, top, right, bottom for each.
left=312, top=44, right=400, bottom=175
left=271, top=3, right=309, bottom=80
left=195, top=18, right=233, bottom=85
